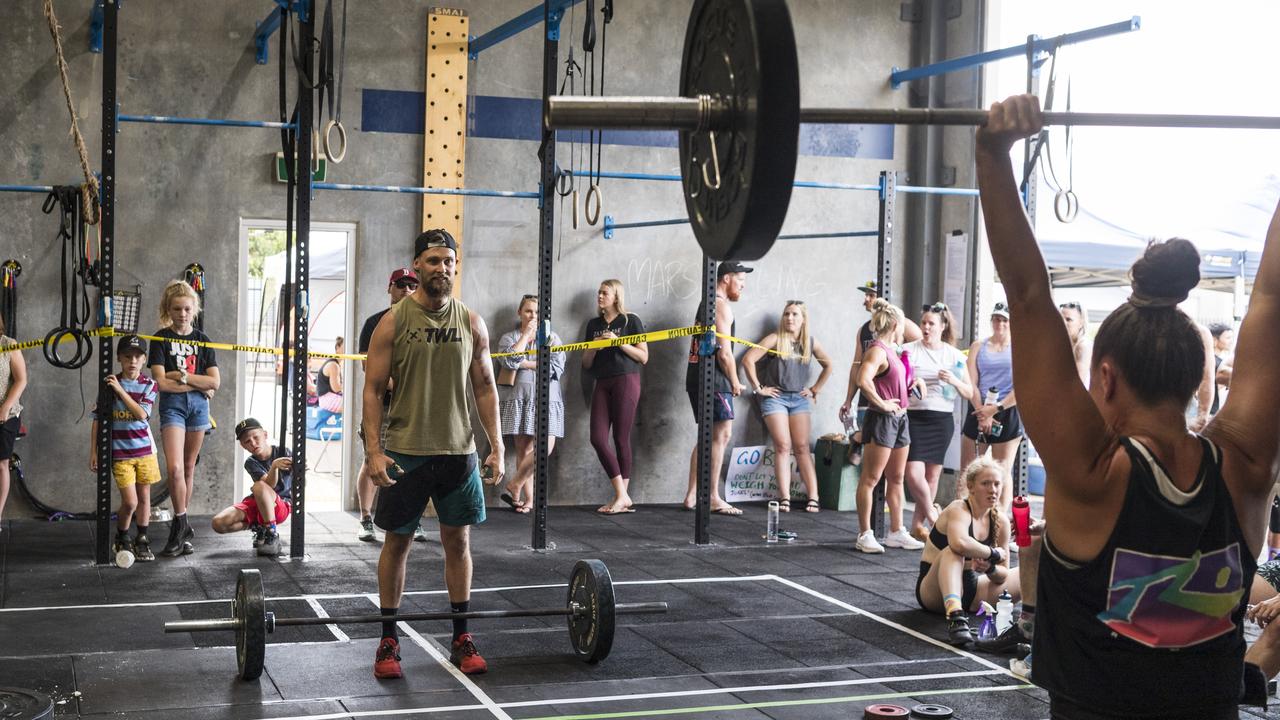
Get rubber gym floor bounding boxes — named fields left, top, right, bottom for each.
left=3, top=505, right=1278, bottom=720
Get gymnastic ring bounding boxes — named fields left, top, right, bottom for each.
left=43, top=327, right=92, bottom=370
left=323, top=120, right=347, bottom=163
left=571, top=189, right=580, bottom=229
left=584, top=183, right=603, bottom=226
left=1054, top=189, right=1079, bottom=223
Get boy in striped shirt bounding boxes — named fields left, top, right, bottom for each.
left=91, top=335, right=161, bottom=562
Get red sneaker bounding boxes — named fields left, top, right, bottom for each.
left=374, top=637, right=403, bottom=679
left=450, top=633, right=488, bottom=675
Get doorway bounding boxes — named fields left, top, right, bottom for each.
left=237, top=219, right=356, bottom=511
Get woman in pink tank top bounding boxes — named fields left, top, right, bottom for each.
left=852, top=299, right=922, bottom=555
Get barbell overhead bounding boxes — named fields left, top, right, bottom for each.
left=543, top=0, right=1280, bottom=261
left=548, top=97, right=1280, bottom=132
left=167, top=560, right=666, bottom=681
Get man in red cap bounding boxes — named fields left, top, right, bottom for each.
left=355, top=267, right=419, bottom=542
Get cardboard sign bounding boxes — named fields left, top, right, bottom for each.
left=725, top=445, right=810, bottom=503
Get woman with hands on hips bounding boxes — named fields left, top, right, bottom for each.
left=741, top=301, right=833, bottom=512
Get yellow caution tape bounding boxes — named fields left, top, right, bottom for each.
left=2, top=324, right=787, bottom=361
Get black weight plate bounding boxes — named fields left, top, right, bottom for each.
left=864, top=704, right=910, bottom=719
left=567, top=559, right=616, bottom=663
left=910, top=704, right=954, bottom=719
left=235, top=569, right=267, bottom=681
left=679, top=0, right=799, bottom=261
left=0, top=687, right=53, bottom=720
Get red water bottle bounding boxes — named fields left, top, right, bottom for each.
left=1012, top=495, right=1032, bottom=548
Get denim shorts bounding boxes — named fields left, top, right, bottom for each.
left=158, top=391, right=211, bottom=432
left=759, top=391, right=812, bottom=417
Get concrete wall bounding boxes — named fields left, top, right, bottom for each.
left=0, top=0, right=919, bottom=517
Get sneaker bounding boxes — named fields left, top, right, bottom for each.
left=1010, top=651, right=1032, bottom=679
left=855, top=530, right=885, bottom=554
left=357, top=517, right=377, bottom=542
left=883, top=528, right=925, bottom=550
left=975, top=621, right=1031, bottom=655
left=449, top=633, right=488, bottom=675
left=250, top=525, right=265, bottom=549
left=413, top=523, right=429, bottom=543
left=947, top=612, right=975, bottom=647
left=373, top=637, right=403, bottom=679
left=133, top=535, right=154, bottom=562
left=113, top=533, right=133, bottom=555
left=258, top=529, right=282, bottom=557
left=160, top=519, right=184, bottom=557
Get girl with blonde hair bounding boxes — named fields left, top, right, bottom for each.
left=148, top=279, right=220, bottom=556
left=742, top=301, right=833, bottom=512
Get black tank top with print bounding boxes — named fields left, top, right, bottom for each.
left=1033, top=436, right=1254, bottom=717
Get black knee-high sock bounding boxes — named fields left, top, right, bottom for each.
left=451, top=601, right=469, bottom=639
left=381, top=608, right=398, bottom=640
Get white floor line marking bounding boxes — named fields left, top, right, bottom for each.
left=0, top=575, right=771, bottom=613
left=766, top=575, right=1015, bottom=676
left=249, top=669, right=1015, bottom=720
left=495, top=669, right=1005, bottom=709
left=305, top=597, right=349, bottom=643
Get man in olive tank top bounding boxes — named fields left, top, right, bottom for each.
left=362, top=229, right=505, bottom=680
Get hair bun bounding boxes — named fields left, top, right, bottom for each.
left=1130, top=238, right=1200, bottom=305
left=870, top=297, right=889, bottom=311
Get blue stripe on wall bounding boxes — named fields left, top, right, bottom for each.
left=361, top=89, right=893, bottom=160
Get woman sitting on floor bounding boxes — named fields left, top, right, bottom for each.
left=914, top=457, right=1020, bottom=647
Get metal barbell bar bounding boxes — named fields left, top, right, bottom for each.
left=167, top=560, right=663, bottom=681
left=165, top=602, right=669, bottom=634
left=547, top=96, right=1280, bottom=132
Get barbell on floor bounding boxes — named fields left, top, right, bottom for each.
left=543, top=0, right=1280, bottom=262
left=165, top=559, right=667, bottom=681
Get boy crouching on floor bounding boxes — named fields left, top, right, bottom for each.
left=91, top=334, right=162, bottom=562
left=212, top=418, right=292, bottom=556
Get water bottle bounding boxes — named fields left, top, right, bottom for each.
left=985, top=386, right=1004, bottom=436
left=940, top=360, right=963, bottom=401
left=1012, top=495, right=1032, bottom=547
left=996, top=590, right=1014, bottom=635
left=766, top=501, right=780, bottom=543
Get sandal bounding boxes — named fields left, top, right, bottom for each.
left=711, top=504, right=743, bottom=516
left=804, top=499, right=820, bottom=513
left=778, top=499, right=791, bottom=513
left=514, top=502, right=532, bottom=514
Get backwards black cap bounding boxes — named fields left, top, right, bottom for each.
left=414, top=229, right=457, bottom=258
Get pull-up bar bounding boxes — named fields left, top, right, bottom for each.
left=313, top=182, right=539, bottom=199
left=592, top=171, right=979, bottom=197
left=889, top=16, right=1141, bottom=88
left=118, top=114, right=296, bottom=130
left=602, top=215, right=879, bottom=242
left=0, top=185, right=57, bottom=194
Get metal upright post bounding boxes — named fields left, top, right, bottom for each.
left=531, top=0, right=561, bottom=551
left=1012, top=36, right=1043, bottom=499
left=870, top=171, right=900, bottom=540
left=95, top=0, right=119, bottom=566
left=290, top=4, right=315, bottom=560
left=694, top=257, right=716, bottom=545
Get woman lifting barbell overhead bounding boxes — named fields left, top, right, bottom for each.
left=976, top=93, right=1280, bottom=719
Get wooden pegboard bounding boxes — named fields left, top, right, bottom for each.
left=424, top=7, right=469, bottom=295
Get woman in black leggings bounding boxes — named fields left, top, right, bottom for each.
left=582, top=279, right=648, bottom=514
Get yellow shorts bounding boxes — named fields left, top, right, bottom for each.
left=112, top=456, right=163, bottom=489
